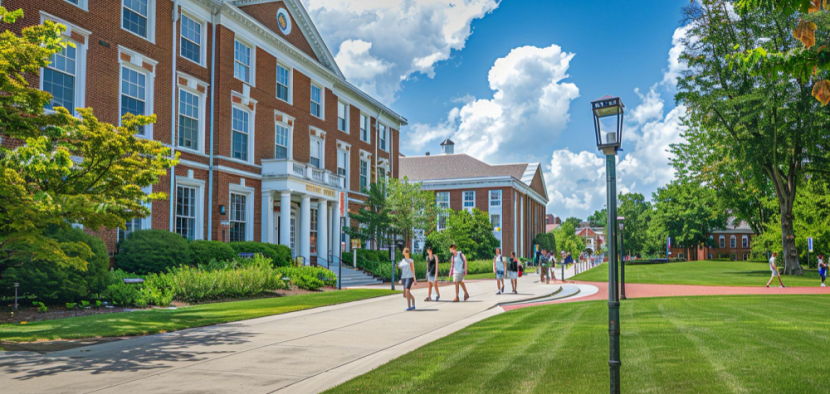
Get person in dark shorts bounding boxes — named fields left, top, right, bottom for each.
left=508, top=251, right=520, bottom=293
left=425, top=247, right=441, bottom=301
left=399, top=247, right=417, bottom=311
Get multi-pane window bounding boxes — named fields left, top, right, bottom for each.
left=180, top=14, right=201, bottom=64
left=379, top=123, right=387, bottom=151
left=310, top=84, right=322, bottom=118
left=176, top=185, right=197, bottom=240
left=234, top=40, right=251, bottom=83
left=337, top=101, right=348, bottom=132
left=463, top=191, right=475, bottom=210
left=231, top=107, right=249, bottom=161
left=275, top=124, right=289, bottom=159
left=310, top=138, right=322, bottom=168
left=742, top=236, right=749, bottom=248
left=310, top=208, right=318, bottom=254
left=119, top=217, right=144, bottom=241
left=719, top=236, right=725, bottom=248
left=360, top=114, right=370, bottom=143
left=230, top=193, right=247, bottom=242
left=43, top=45, right=77, bottom=112
left=730, top=236, right=736, bottom=248
left=490, top=190, right=502, bottom=206
left=436, top=192, right=450, bottom=231
left=359, top=159, right=369, bottom=192
left=337, top=150, right=347, bottom=177
left=276, top=64, right=290, bottom=101
left=123, top=0, right=149, bottom=38
left=178, top=90, right=199, bottom=150
left=491, top=214, right=501, bottom=229
left=121, top=66, right=146, bottom=135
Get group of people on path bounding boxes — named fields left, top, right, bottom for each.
left=399, top=244, right=473, bottom=312
left=765, top=252, right=827, bottom=288
left=492, top=248, right=522, bottom=295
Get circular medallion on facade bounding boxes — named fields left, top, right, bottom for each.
left=277, top=8, right=292, bottom=35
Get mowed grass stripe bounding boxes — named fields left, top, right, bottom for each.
left=326, top=295, right=830, bottom=394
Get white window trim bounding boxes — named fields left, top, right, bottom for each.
left=309, top=135, right=324, bottom=169
left=39, top=13, right=89, bottom=117
left=359, top=157, right=370, bottom=192
left=230, top=103, right=255, bottom=164
left=359, top=113, right=371, bottom=144
left=336, top=143, right=350, bottom=187
left=742, top=235, right=749, bottom=248
left=121, top=0, right=156, bottom=43
left=310, top=81, right=324, bottom=120
left=233, top=37, right=256, bottom=86
left=463, top=190, right=476, bottom=212
left=719, top=236, right=725, bottom=248
left=378, top=122, right=388, bottom=152
left=274, top=110, right=294, bottom=160
left=179, top=11, right=207, bottom=68
left=118, top=185, right=153, bottom=242
left=175, top=176, right=205, bottom=240
left=436, top=191, right=450, bottom=231
left=730, top=235, right=737, bottom=248
left=229, top=183, right=255, bottom=242
left=275, top=61, right=292, bottom=104
left=118, top=47, right=156, bottom=140
left=176, top=79, right=207, bottom=154
left=64, top=0, right=89, bottom=11
left=489, top=189, right=502, bottom=207
left=337, top=101, right=349, bottom=134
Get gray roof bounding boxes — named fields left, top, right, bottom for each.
left=399, top=154, right=530, bottom=182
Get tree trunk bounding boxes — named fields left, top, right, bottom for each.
left=779, top=201, right=803, bottom=275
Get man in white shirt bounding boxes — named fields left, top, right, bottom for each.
left=766, top=252, right=786, bottom=288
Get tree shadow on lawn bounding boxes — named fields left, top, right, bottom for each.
left=0, top=326, right=255, bottom=381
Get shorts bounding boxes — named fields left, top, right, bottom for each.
left=403, top=278, right=415, bottom=289
left=453, top=272, right=466, bottom=283
left=819, top=267, right=827, bottom=279
left=770, top=269, right=780, bottom=277
left=495, top=270, right=504, bottom=280
left=428, top=274, right=437, bottom=283
left=508, top=271, right=518, bottom=280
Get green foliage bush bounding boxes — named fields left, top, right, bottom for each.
left=0, top=226, right=111, bottom=303
left=188, top=240, right=237, bottom=266
left=277, top=266, right=337, bottom=290
left=424, top=209, right=499, bottom=262
left=533, top=232, right=557, bottom=254
left=116, top=230, right=192, bottom=274
left=102, top=270, right=147, bottom=307
left=229, top=242, right=291, bottom=267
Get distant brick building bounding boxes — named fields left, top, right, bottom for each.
left=671, top=220, right=755, bottom=261
left=3, top=0, right=405, bottom=264
left=399, top=141, right=549, bottom=259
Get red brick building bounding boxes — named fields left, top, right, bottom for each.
left=670, top=220, right=755, bottom=261
left=399, top=140, right=549, bottom=259
left=3, top=0, right=406, bottom=263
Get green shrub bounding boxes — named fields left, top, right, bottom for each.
left=229, top=242, right=291, bottom=267
left=0, top=226, right=111, bottom=303
left=277, top=266, right=337, bottom=290
left=102, top=270, right=147, bottom=307
left=188, top=240, right=236, bottom=266
left=116, top=230, right=192, bottom=274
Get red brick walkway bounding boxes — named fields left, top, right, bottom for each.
left=503, top=281, right=830, bottom=311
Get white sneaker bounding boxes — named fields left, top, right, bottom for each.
left=822, top=283, right=826, bottom=287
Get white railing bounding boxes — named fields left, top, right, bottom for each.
left=261, top=158, right=345, bottom=190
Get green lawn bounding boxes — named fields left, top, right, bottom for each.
left=0, top=289, right=397, bottom=343
left=572, top=260, right=824, bottom=287
left=326, top=295, right=830, bottom=394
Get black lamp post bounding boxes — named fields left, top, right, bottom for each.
left=592, top=95, right=625, bottom=394
left=618, top=216, right=626, bottom=300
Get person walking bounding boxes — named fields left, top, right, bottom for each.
left=549, top=252, right=558, bottom=283
left=399, top=247, right=417, bottom=311
left=424, top=247, right=441, bottom=301
left=766, top=252, right=786, bottom=288
left=818, top=255, right=827, bottom=287
left=508, top=251, right=521, bottom=293
left=448, top=244, right=470, bottom=302
left=493, top=248, right=506, bottom=294
left=539, top=249, right=549, bottom=284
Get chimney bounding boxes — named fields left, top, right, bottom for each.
left=440, top=139, right=455, bottom=155
left=425, top=152, right=430, bottom=156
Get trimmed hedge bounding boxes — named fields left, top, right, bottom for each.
left=116, top=230, right=192, bottom=274
left=189, top=240, right=236, bottom=266
left=229, top=242, right=291, bottom=267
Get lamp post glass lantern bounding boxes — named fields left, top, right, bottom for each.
left=591, top=95, right=624, bottom=394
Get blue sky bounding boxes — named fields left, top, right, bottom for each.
left=304, top=0, right=691, bottom=220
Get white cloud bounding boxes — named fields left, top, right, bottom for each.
left=302, top=0, right=499, bottom=103
left=544, top=25, right=691, bottom=219
left=406, top=44, right=580, bottom=162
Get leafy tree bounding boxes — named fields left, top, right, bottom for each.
left=533, top=232, right=557, bottom=253
left=344, top=182, right=390, bottom=250
left=425, top=208, right=498, bottom=261
left=564, top=217, right=582, bottom=229
left=588, top=209, right=607, bottom=228
left=551, top=221, right=585, bottom=257
left=0, top=8, right=175, bottom=270
left=386, top=177, right=439, bottom=247
left=674, top=0, right=830, bottom=274
left=648, top=181, right=727, bottom=259
left=616, top=193, right=653, bottom=257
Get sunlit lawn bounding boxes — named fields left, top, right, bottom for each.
left=572, top=260, right=824, bottom=287
left=326, top=295, right=830, bottom=394
left=0, top=289, right=397, bottom=342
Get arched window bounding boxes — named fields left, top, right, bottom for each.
left=730, top=235, right=737, bottom=248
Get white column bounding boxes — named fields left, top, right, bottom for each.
left=317, top=199, right=328, bottom=264
left=261, top=191, right=274, bottom=243
left=332, top=197, right=341, bottom=263
left=300, top=195, right=311, bottom=265
left=280, top=191, right=292, bottom=249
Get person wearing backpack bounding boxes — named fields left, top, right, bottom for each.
left=508, top=251, right=520, bottom=293
left=448, top=244, right=470, bottom=302
left=493, top=248, right=506, bottom=295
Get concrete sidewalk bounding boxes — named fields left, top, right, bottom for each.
left=0, top=274, right=560, bottom=394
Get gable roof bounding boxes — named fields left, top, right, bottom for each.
left=399, top=154, right=548, bottom=201
left=231, top=0, right=343, bottom=79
